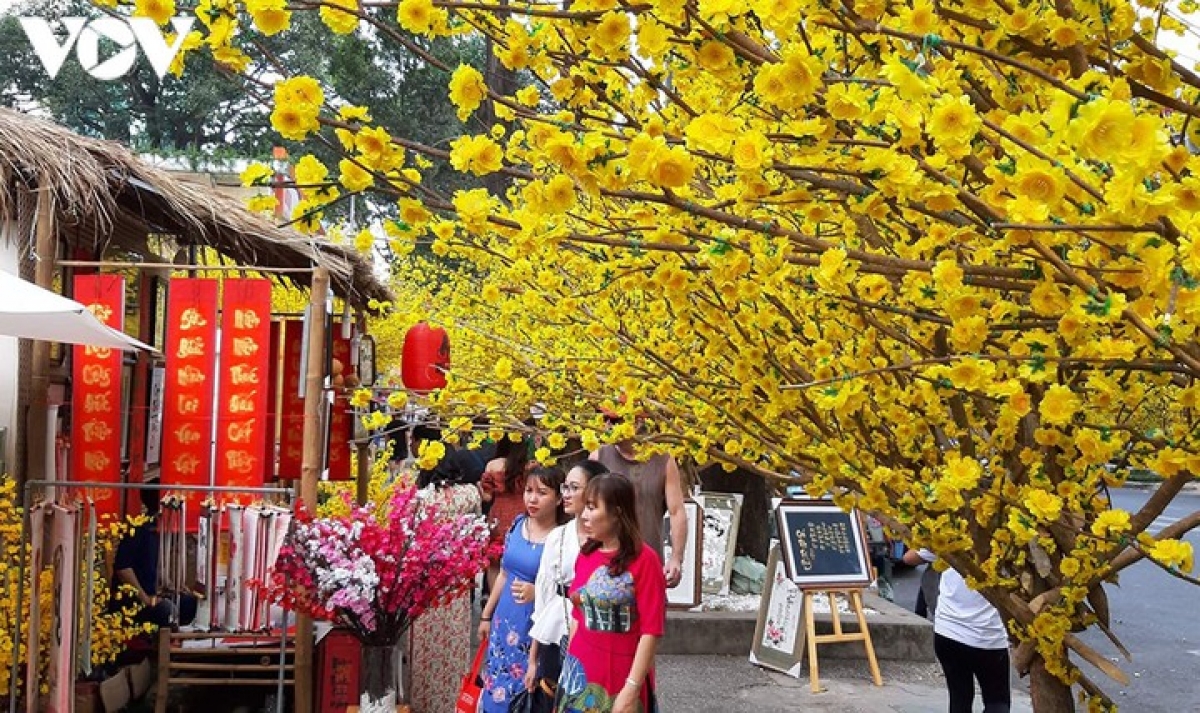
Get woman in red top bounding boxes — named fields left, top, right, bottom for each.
left=558, top=473, right=666, bottom=713
left=480, top=435, right=533, bottom=589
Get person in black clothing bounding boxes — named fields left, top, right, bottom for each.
left=412, top=424, right=489, bottom=488
left=111, top=478, right=196, bottom=628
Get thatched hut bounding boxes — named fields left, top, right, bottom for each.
left=0, top=107, right=391, bottom=481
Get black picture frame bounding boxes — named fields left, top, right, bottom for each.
left=774, top=499, right=873, bottom=589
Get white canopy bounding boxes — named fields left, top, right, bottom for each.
left=0, top=270, right=155, bottom=352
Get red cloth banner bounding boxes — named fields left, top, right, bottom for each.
left=327, top=332, right=352, bottom=481
left=278, top=320, right=305, bottom=479
left=71, top=274, right=124, bottom=519
left=161, top=278, right=219, bottom=519
left=215, top=279, right=271, bottom=491
left=264, top=320, right=281, bottom=480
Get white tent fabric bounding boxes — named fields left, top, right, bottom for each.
left=0, top=270, right=155, bottom=352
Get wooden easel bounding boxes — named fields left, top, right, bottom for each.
left=802, top=588, right=882, bottom=693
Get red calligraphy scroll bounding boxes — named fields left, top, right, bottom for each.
left=71, top=274, right=125, bottom=519
left=263, top=320, right=281, bottom=480
left=161, top=278, right=219, bottom=522
left=327, top=332, right=352, bottom=481
left=215, top=279, right=271, bottom=491
left=278, top=321, right=305, bottom=479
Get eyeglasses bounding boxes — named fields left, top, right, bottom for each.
left=560, top=484, right=583, bottom=495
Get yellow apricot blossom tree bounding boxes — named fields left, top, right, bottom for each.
left=148, top=0, right=1200, bottom=707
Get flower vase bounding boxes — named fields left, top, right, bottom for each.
left=359, top=643, right=398, bottom=713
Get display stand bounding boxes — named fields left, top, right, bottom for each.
left=800, top=588, right=881, bottom=693
left=155, top=629, right=295, bottom=713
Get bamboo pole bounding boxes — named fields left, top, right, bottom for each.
left=57, top=260, right=316, bottom=273
left=294, top=266, right=329, bottom=713
left=25, top=186, right=56, bottom=487
left=355, top=313, right=371, bottom=507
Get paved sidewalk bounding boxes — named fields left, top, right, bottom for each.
left=655, top=655, right=1034, bottom=712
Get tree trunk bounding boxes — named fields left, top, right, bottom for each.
left=1029, top=656, right=1075, bottom=713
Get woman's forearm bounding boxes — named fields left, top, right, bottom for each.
left=624, top=635, right=659, bottom=689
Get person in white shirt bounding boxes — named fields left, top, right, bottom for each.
left=524, top=459, right=609, bottom=700
left=904, top=549, right=1011, bottom=713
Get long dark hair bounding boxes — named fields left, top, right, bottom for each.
left=580, top=473, right=642, bottom=576
left=495, top=435, right=532, bottom=493
left=526, top=466, right=569, bottom=525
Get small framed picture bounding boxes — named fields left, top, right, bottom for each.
left=663, top=500, right=702, bottom=609
left=775, top=499, right=873, bottom=589
left=750, top=541, right=806, bottom=677
left=698, top=492, right=743, bottom=595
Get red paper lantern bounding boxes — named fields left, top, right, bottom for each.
left=402, top=322, right=450, bottom=391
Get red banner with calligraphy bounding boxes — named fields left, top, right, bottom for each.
left=264, top=320, right=281, bottom=480
left=328, top=332, right=352, bottom=481
left=278, top=321, right=305, bottom=479
left=71, top=274, right=125, bottom=519
left=161, top=278, right=219, bottom=522
left=215, top=279, right=271, bottom=491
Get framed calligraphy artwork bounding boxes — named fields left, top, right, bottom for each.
left=775, top=500, right=873, bottom=589
left=70, top=274, right=125, bottom=519
left=750, top=541, right=806, bottom=677
left=698, top=492, right=743, bottom=595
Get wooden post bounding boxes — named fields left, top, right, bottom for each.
left=26, top=186, right=56, bottom=486
left=355, top=314, right=370, bottom=506
left=294, top=266, right=329, bottom=713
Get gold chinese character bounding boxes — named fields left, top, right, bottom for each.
left=285, top=445, right=302, bottom=460
left=81, top=364, right=112, bottom=388
left=232, top=337, right=259, bottom=357
left=175, top=424, right=202, bottom=445
left=177, top=337, right=206, bottom=359
left=227, top=421, right=253, bottom=444
left=225, top=450, right=256, bottom=475
left=173, top=453, right=201, bottom=476
left=177, top=394, right=201, bottom=415
left=83, top=345, right=113, bottom=358
left=180, top=308, right=208, bottom=330
left=83, top=393, right=112, bottom=413
left=230, top=365, right=259, bottom=385
left=86, top=303, right=113, bottom=324
left=81, top=420, right=113, bottom=443
left=233, top=309, right=261, bottom=330
left=177, top=365, right=206, bottom=387
left=228, top=392, right=256, bottom=414
left=83, top=451, right=111, bottom=472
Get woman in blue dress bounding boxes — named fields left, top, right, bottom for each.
left=478, top=466, right=566, bottom=713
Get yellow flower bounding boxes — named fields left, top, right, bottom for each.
left=415, top=440, right=446, bottom=470
left=1148, top=538, right=1194, bottom=573
left=240, top=162, right=273, bottom=187
left=590, top=12, right=631, bottom=59
left=697, top=41, right=734, bottom=72
left=1024, top=488, right=1063, bottom=522
left=270, top=105, right=319, bottom=140
left=275, top=76, right=325, bottom=112
left=928, top=95, right=981, bottom=157
left=731, top=131, right=772, bottom=172
left=320, top=0, right=360, bottom=34
left=246, top=0, right=290, bottom=35
left=134, top=0, right=174, bottom=24
left=946, top=358, right=994, bottom=391
left=448, top=65, right=488, bottom=121
left=547, top=433, right=567, bottom=450
left=397, top=0, right=443, bottom=35
left=295, top=155, right=329, bottom=186
left=648, top=145, right=695, bottom=188
left=543, top=175, right=577, bottom=214
left=637, top=18, right=671, bottom=58
left=1091, top=509, right=1131, bottom=537
left=339, top=105, right=372, bottom=123
left=353, top=228, right=375, bottom=253
left=1069, top=98, right=1135, bottom=162
left=387, top=391, right=408, bottom=409
left=350, top=388, right=372, bottom=408
left=339, top=159, right=374, bottom=192
left=449, top=135, right=504, bottom=176
left=1039, top=384, right=1079, bottom=426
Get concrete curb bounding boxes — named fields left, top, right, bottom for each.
left=661, top=593, right=935, bottom=662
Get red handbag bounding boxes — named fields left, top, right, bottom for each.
left=456, top=641, right=487, bottom=713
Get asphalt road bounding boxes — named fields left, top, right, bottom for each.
left=892, top=486, right=1200, bottom=713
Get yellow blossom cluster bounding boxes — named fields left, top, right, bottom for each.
left=181, top=0, right=1200, bottom=706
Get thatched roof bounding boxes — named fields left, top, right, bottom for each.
left=0, top=107, right=391, bottom=309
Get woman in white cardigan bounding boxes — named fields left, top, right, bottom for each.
left=524, top=459, right=609, bottom=700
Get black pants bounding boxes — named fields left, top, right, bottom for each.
left=934, top=633, right=1011, bottom=713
